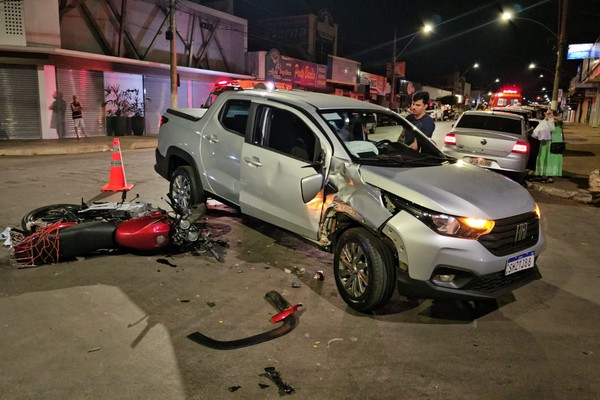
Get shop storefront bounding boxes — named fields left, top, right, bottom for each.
left=0, top=47, right=251, bottom=139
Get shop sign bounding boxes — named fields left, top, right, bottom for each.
left=361, top=72, right=386, bottom=95
left=328, top=55, right=359, bottom=85
left=293, top=60, right=327, bottom=89
left=266, top=49, right=293, bottom=83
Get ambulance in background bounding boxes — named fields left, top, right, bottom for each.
left=489, top=87, right=522, bottom=108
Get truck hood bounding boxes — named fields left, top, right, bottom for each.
left=359, top=163, right=535, bottom=220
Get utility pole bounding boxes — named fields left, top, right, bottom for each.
left=169, top=0, right=178, bottom=107
left=551, top=0, right=568, bottom=111
left=390, top=29, right=396, bottom=111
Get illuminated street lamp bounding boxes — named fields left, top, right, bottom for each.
left=390, top=24, right=433, bottom=109
left=460, top=63, right=479, bottom=79
left=484, top=78, right=500, bottom=92
left=457, top=63, right=479, bottom=100
left=528, top=63, right=555, bottom=77
left=501, top=2, right=569, bottom=111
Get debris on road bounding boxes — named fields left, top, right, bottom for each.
left=264, top=366, right=294, bottom=395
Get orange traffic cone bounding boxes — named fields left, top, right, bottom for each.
left=102, top=138, right=134, bottom=191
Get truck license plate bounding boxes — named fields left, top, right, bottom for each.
left=505, top=251, right=535, bottom=275
left=469, top=157, right=492, bottom=167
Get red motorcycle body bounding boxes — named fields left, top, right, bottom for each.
left=114, top=211, right=172, bottom=251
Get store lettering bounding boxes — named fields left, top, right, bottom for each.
left=294, top=64, right=316, bottom=81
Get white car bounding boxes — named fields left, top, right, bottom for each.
left=441, top=110, right=530, bottom=183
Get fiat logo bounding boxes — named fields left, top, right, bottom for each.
left=480, top=139, right=487, bottom=145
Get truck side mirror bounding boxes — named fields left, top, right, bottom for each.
left=301, top=174, right=324, bottom=203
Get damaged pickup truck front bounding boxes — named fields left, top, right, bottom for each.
left=155, top=89, right=544, bottom=313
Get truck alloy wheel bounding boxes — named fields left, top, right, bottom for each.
left=170, top=166, right=201, bottom=213
left=333, top=228, right=396, bottom=312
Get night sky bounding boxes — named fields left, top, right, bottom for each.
left=232, top=0, right=599, bottom=99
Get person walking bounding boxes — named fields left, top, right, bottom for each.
left=70, top=94, right=88, bottom=139
left=534, top=109, right=563, bottom=183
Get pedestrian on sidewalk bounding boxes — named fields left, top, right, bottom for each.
left=70, top=94, right=88, bottom=139
left=534, top=109, right=563, bottom=183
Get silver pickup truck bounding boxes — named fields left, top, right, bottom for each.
left=155, top=89, right=544, bottom=312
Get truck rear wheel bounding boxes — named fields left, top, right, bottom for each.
left=169, top=166, right=204, bottom=214
left=333, top=228, right=396, bottom=312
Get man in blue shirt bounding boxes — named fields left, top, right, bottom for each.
left=404, top=91, right=435, bottom=149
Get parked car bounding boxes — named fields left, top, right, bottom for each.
left=156, top=90, right=544, bottom=312
left=441, top=110, right=530, bottom=183
left=426, top=104, right=444, bottom=121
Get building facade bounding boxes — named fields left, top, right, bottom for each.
left=0, top=0, right=250, bottom=140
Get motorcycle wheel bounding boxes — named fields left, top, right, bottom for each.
left=21, top=204, right=82, bottom=234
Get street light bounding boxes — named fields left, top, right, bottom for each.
left=528, top=63, right=555, bottom=77
left=501, top=12, right=558, bottom=39
left=457, top=63, right=479, bottom=101
left=460, top=63, right=479, bottom=79
left=484, top=78, right=500, bottom=92
left=390, top=24, right=433, bottom=110
left=501, top=2, right=569, bottom=111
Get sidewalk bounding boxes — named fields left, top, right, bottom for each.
left=526, top=122, right=600, bottom=204
left=1, top=124, right=599, bottom=203
left=0, top=135, right=158, bottom=156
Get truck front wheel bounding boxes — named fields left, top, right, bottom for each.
left=169, top=166, right=204, bottom=213
left=333, top=228, right=396, bottom=312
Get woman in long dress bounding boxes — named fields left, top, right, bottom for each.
left=535, top=109, right=563, bottom=183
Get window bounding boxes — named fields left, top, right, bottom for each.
left=220, top=100, right=250, bottom=135
left=254, top=107, right=317, bottom=162
left=457, top=114, right=522, bottom=135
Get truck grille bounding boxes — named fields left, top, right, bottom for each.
left=468, top=267, right=541, bottom=293
left=478, top=211, right=539, bottom=257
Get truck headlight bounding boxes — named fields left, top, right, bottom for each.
left=382, top=191, right=495, bottom=239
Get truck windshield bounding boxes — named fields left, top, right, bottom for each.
left=319, top=109, right=448, bottom=166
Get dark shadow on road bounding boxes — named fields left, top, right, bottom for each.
left=563, top=149, right=595, bottom=157
left=561, top=170, right=590, bottom=190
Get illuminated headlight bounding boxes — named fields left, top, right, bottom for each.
left=179, top=219, right=191, bottom=230
left=382, top=190, right=495, bottom=239
left=427, top=213, right=494, bottom=239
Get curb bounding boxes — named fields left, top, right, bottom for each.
left=526, top=181, right=595, bottom=204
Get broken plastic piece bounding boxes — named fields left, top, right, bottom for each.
left=187, top=290, right=300, bottom=350
left=264, top=367, right=294, bottom=395
left=271, top=303, right=302, bottom=324
left=313, top=270, right=325, bottom=280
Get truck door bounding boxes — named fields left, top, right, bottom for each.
left=199, top=99, right=250, bottom=205
left=240, top=104, right=329, bottom=240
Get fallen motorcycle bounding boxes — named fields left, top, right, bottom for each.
left=10, top=193, right=219, bottom=268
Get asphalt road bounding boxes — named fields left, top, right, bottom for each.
left=0, top=149, right=598, bottom=400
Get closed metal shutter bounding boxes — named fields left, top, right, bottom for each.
left=144, top=75, right=170, bottom=135
left=0, top=64, right=41, bottom=139
left=192, top=81, right=212, bottom=108
left=56, top=68, right=104, bottom=137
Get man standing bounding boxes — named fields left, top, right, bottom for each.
left=70, top=94, right=88, bottom=139
left=406, top=91, right=435, bottom=138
